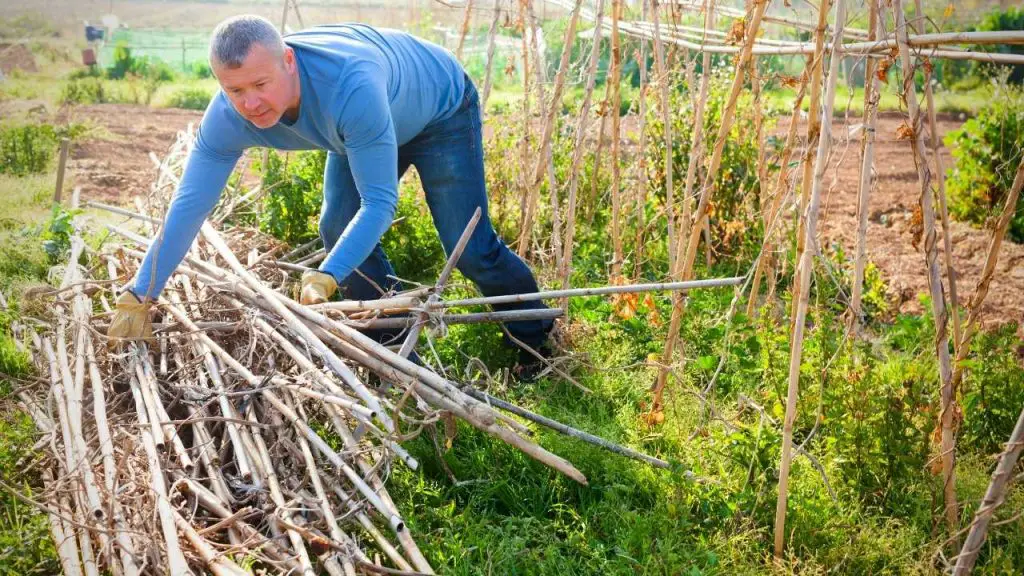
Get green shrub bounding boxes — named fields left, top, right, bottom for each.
left=189, top=61, right=213, bottom=79
left=166, top=85, right=212, bottom=110
left=60, top=77, right=106, bottom=104
left=106, top=42, right=177, bottom=82
left=0, top=124, right=55, bottom=176
left=258, top=150, right=325, bottom=244
left=945, top=88, right=1024, bottom=242
left=0, top=123, right=84, bottom=177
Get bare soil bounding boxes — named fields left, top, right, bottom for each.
left=64, top=103, right=1024, bottom=333
left=0, top=43, right=37, bottom=74
left=59, top=104, right=203, bottom=203
left=780, top=112, right=1024, bottom=334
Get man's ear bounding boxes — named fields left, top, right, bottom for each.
left=282, top=46, right=296, bottom=73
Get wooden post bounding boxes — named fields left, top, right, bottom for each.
left=891, top=0, right=959, bottom=540
left=609, top=0, right=624, bottom=279
left=775, top=0, right=847, bottom=559
left=652, top=0, right=768, bottom=412
left=851, top=0, right=884, bottom=329
left=54, top=138, right=70, bottom=204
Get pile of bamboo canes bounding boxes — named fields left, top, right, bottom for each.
left=8, top=124, right=743, bottom=574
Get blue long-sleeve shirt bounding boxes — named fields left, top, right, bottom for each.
left=132, top=24, right=466, bottom=299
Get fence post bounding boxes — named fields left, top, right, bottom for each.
left=54, top=138, right=70, bottom=205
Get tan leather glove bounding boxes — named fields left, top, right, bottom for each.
left=108, top=291, right=154, bottom=343
left=300, top=270, right=338, bottom=305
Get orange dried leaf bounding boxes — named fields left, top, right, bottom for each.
left=922, top=57, right=934, bottom=76
left=779, top=75, right=802, bottom=89
left=726, top=19, right=746, bottom=45
left=910, top=206, right=924, bottom=250
left=876, top=58, right=893, bottom=83
left=895, top=121, right=915, bottom=141
left=943, top=4, right=955, bottom=19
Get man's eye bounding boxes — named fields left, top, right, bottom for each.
left=255, top=81, right=266, bottom=88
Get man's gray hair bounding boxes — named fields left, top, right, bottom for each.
left=209, top=15, right=285, bottom=68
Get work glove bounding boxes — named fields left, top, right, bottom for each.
left=300, top=270, right=338, bottom=305
left=107, top=290, right=154, bottom=343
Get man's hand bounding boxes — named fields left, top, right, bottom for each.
left=108, top=291, right=154, bottom=343
left=300, top=270, right=338, bottom=305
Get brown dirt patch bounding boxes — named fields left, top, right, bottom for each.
left=56, top=104, right=203, bottom=203
left=781, top=111, right=1024, bottom=334
left=0, top=42, right=37, bottom=74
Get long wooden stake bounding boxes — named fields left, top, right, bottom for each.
left=54, top=138, right=70, bottom=204
left=953, top=403, right=1024, bottom=574
left=515, top=0, right=534, bottom=255
left=913, top=0, right=962, bottom=351
left=651, top=0, right=676, bottom=269
left=633, top=0, right=649, bottom=281
left=455, top=0, right=475, bottom=60
left=850, top=0, right=884, bottom=330
left=530, top=0, right=583, bottom=275
left=559, top=0, right=607, bottom=305
left=128, top=351, right=190, bottom=576
left=792, top=0, right=832, bottom=324
left=891, top=0, right=959, bottom=539
left=746, top=72, right=809, bottom=317
left=950, top=159, right=1024, bottom=395
left=609, top=0, right=625, bottom=279
left=481, top=0, right=502, bottom=110
left=774, top=0, right=847, bottom=558
left=652, top=0, right=769, bottom=409
left=679, top=0, right=713, bottom=273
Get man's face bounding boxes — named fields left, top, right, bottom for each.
left=213, top=43, right=297, bottom=129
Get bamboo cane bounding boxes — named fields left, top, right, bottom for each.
left=246, top=406, right=316, bottom=575
left=439, top=276, right=742, bottom=308
left=793, top=0, right=832, bottom=311
left=525, top=0, right=583, bottom=275
left=42, top=467, right=84, bottom=576
left=515, top=0, right=534, bottom=255
left=774, top=0, right=847, bottom=558
left=171, top=509, right=250, bottom=576
left=559, top=0, right=607, bottom=306
left=199, top=223, right=392, bottom=429
left=892, top=0, right=959, bottom=539
left=127, top=351, right=190, bottom=576
left=950, top=159, right=1024, bottom=395
left=850, top=0, right=884, bottom=330
left=481, top=0, right=502, bottom=110
left=455, top=0, right=474, bottom=60
left=351, top=309, right=564, bottom=330
left=396, top=207, right=481, bottom=361
left=86, top=340, right=141, bottom=576
left=653, top=0, right=770, bottom=409
left=651, top=0, right=677, bottom=268
left=632, top=0, right=649, bottom=281
left=953, top=404, right=1024, bottom=574
left=678, top=0, right=714, bottom=274
left=746, top=75, right=809, bottom=317
left=913, top=0, right=962, bottom=351
left=607, top=0, right=626, bottom=278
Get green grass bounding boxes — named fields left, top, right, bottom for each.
left=0, top=158, right=61, bottom=575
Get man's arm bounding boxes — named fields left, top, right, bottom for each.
left=318, top=70, right=399, bottom=286
left=132, top=125, right=241, bottom=300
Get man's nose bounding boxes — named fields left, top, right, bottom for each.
left=242, top=95, right=260, bottom=111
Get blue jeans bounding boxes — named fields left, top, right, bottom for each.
left=319, top=76, right=552, bottom=348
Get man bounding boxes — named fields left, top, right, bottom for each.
left=109, top=15, right=553, bottom=364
